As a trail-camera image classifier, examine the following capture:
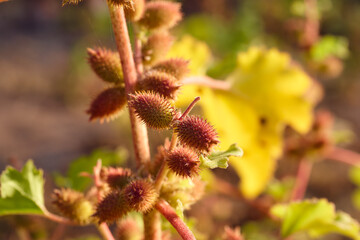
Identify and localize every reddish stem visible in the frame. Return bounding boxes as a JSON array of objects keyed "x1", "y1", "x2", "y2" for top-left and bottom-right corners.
[
  {"x1": 326, "y1": 146, "x2": 360, "y2": 166},
  {"x1": 109, "y1": 4, "x2": 151, "y2": 168},
  {"x1": 182, "y1": 76, "x2": 231, "y2": 91},
  {"x1": 178, "y1": 97, "x2": 200, "y2": 121},
  {"x1": 291, "y1": 159, "x2": 313, "y2": 200},
  {"x1": 93, "y1": 160, "x2": 116, "y2": 240},
  {"x1": 155, "y1": 199, "x2": 196, "y2": 240},
  {"x1": 302, "y1": 0, "x2": 319, "y2": 47}
]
